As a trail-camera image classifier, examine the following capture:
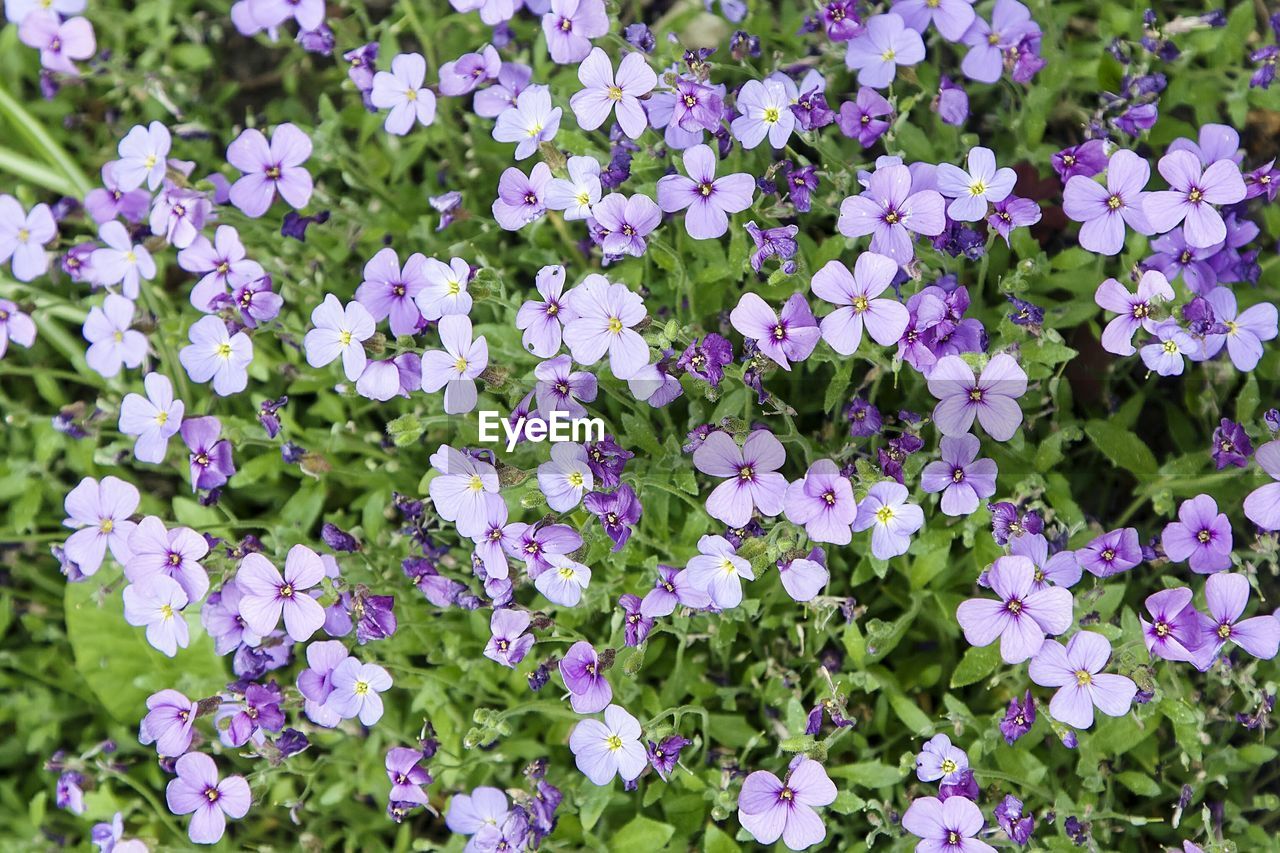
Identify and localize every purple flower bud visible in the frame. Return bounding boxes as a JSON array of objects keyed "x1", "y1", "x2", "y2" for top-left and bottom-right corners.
[
  {"x1": 321, "y1": 522, "x2": 361, "y2": 553},
  {"x1": 623, "y1": 22, "x2": 655, "y2": 52},
  {"x1": 276, "y1": 728, "x2": 310, "y2": 757},
  {"x1": 281, "y1": 210, "x2": 330, "y2": 242}
]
